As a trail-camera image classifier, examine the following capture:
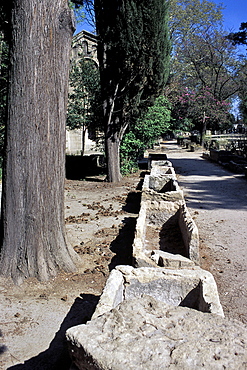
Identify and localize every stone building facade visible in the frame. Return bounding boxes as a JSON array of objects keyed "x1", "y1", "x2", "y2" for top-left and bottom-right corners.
[
  {"x1": 66, "y1": 30, "x2": 100, "y2": 155},
  {"x1": 71, "y1": 30, "x2": 98, "y2": 66}
]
